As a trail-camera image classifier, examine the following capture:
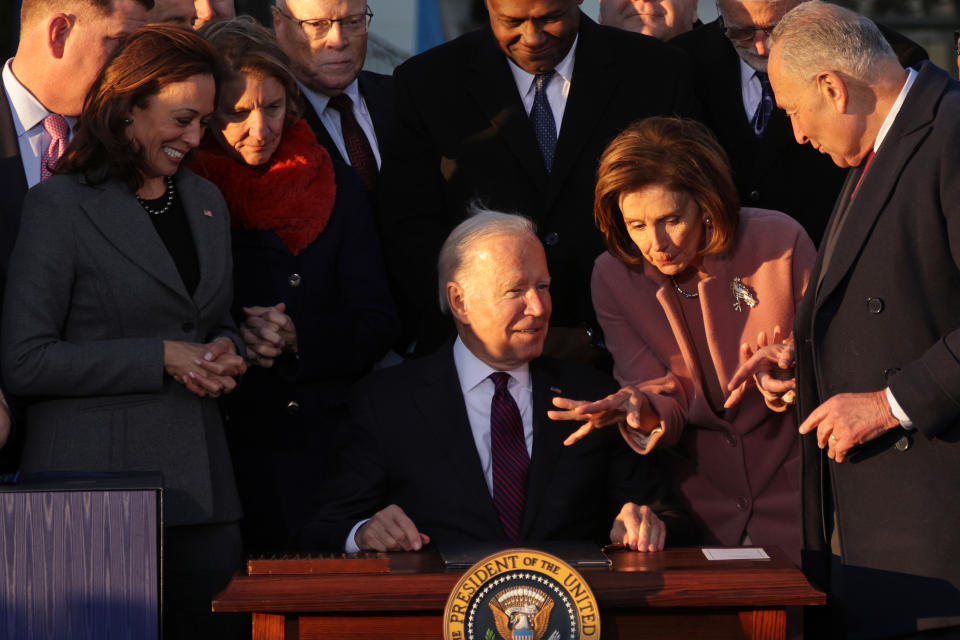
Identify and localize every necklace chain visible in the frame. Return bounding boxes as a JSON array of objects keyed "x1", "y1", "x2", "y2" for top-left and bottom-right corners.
[
  {"x1": 135, "y1": 176, "x2": 175, "y2": 216},
  {"x1": 670, "y1": 276, "x2": 699, "y2": 299}
]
